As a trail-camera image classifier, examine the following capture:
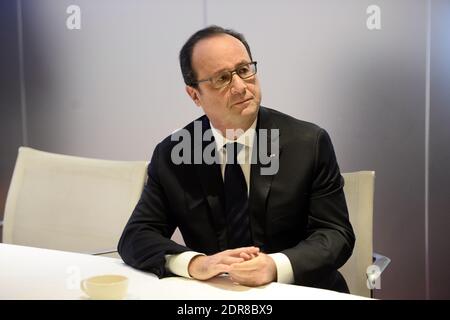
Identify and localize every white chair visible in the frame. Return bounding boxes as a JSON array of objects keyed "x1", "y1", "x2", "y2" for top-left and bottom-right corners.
[
  {"x1": 2, "y1": 147, "x2": 147, "y2": 257},
  {"x1": 339, "y1": 171, "x2": 390, "y2": 298}
]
